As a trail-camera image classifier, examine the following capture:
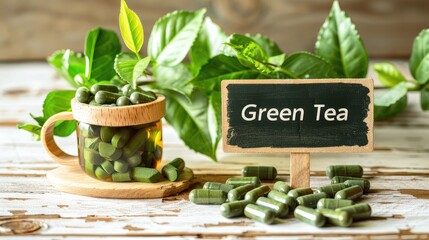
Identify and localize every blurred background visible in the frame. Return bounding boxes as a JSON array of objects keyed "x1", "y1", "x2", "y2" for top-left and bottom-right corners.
[{"x1": 1, "y1": 0, "x2": 428, "y2": 61}]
